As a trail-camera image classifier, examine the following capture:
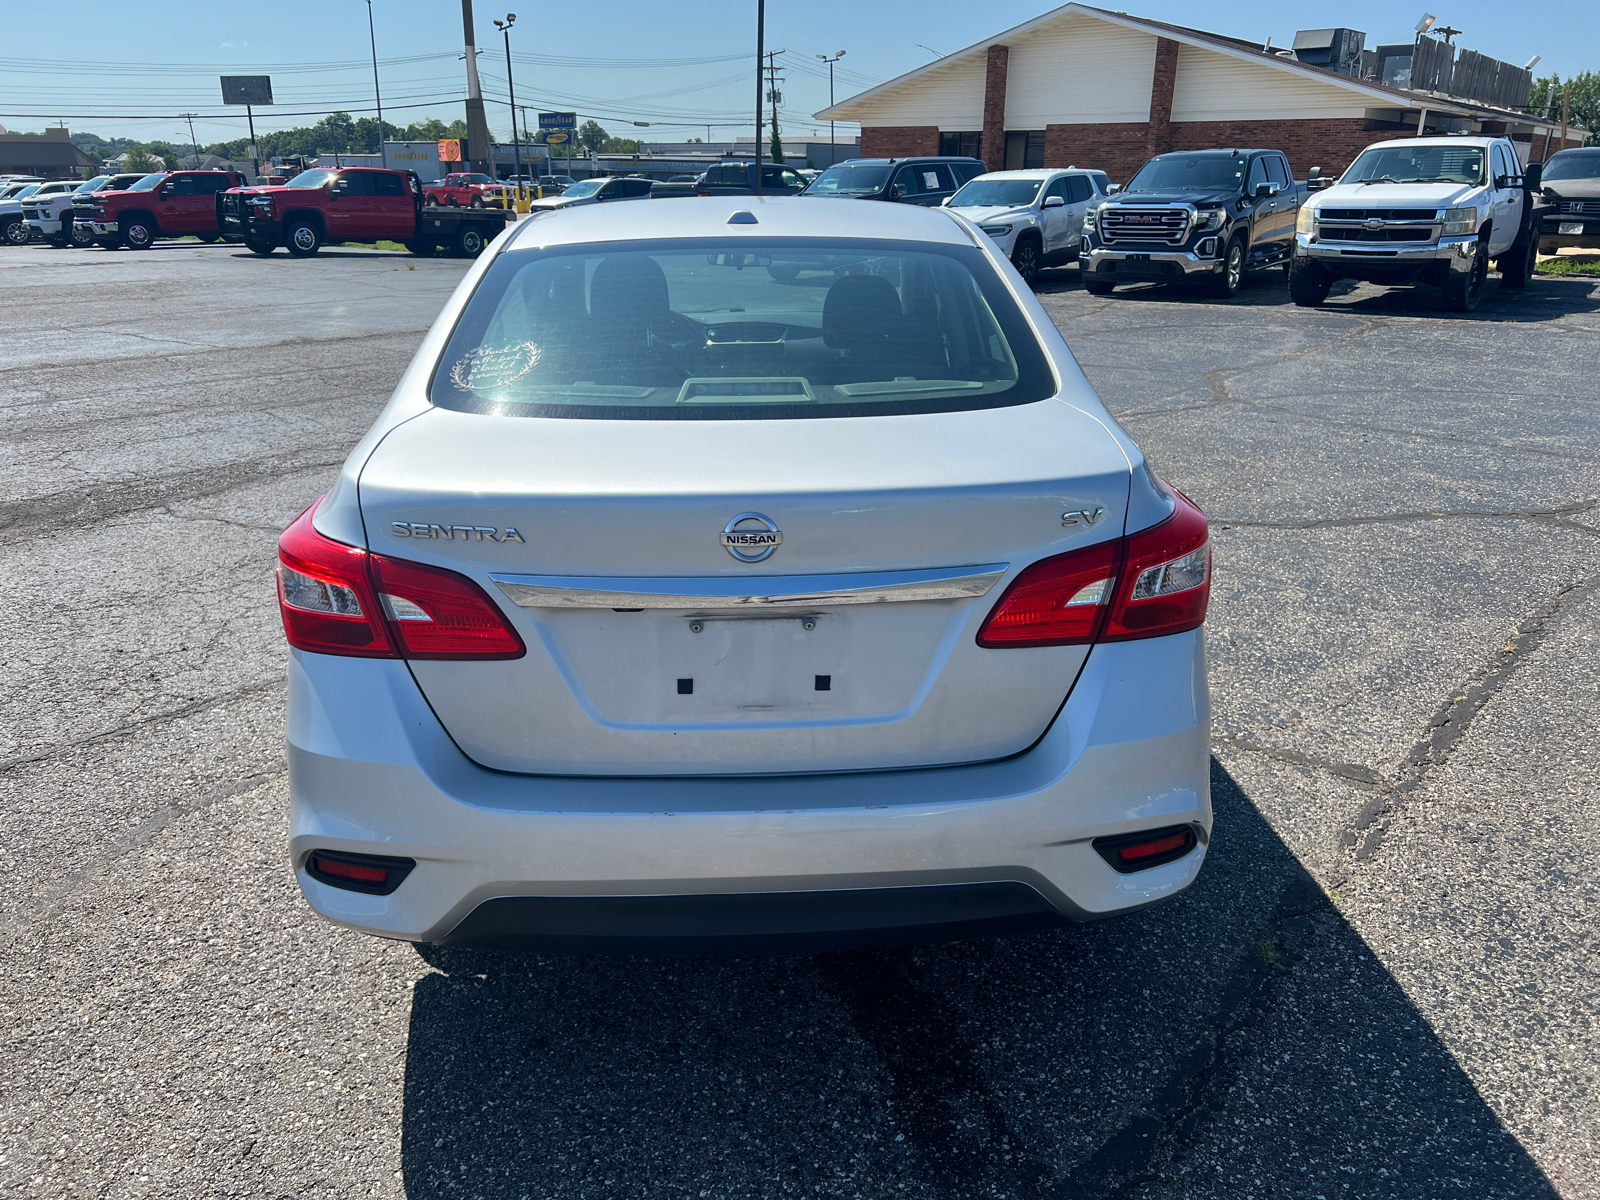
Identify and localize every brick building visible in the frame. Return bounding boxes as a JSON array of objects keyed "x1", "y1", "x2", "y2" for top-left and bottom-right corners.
[{"x1": 817, "y1": 4, "x2": 1585, "y2": 180}]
